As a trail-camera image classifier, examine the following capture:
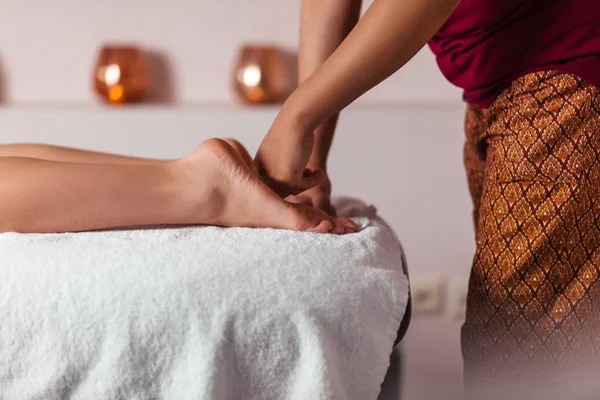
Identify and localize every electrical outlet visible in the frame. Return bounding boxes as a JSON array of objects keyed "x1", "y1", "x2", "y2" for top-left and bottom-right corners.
[
  {"x1": 449, "y1": 279, "x2": 469, "y2": 319},
  {"x1": 410, "y1": 276, "x2": 444, "y2": 316}
]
